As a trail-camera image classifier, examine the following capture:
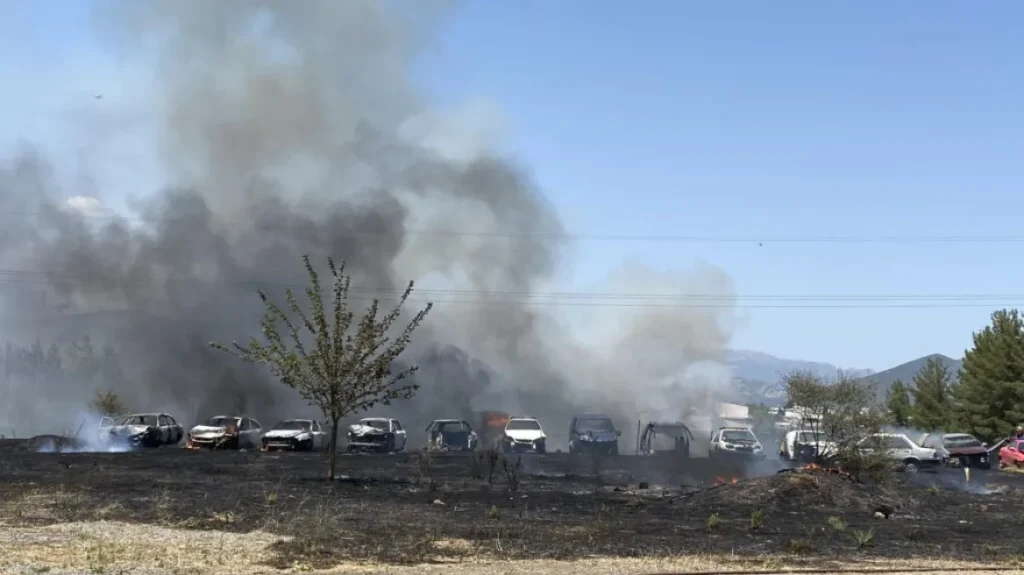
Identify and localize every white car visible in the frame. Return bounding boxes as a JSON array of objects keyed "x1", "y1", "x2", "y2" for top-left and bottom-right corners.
[
  {"x1": 502, "y1": 417, "x2": 547, "y2": 453},
  {"x1": 187, "y1": 415, "x2": 262, "y2": 450},
  {"x1": 709, "y1": 426, "x2": 765, "y2": 460},
  {"x1": 858, "y1": 432, "x2": 944, "y2": 473},
  {"x1": 261, "y1": 419, "x2": 325, "y2": 452},
  {"x1": 347, "y1": 418, "x2": 407, "y2": 452},
  {"x1": 779, "y1": 429, "x2": 836, "y2": 461}
]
